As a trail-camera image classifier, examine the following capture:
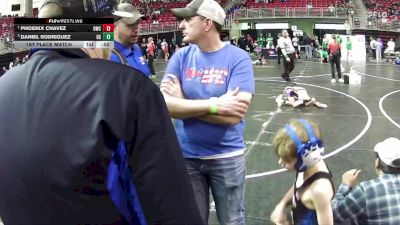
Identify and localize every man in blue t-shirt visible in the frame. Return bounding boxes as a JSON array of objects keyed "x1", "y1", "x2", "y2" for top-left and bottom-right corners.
[
  {"x1": 160, "y1": 0, "x2": 255, "y2": 224},
  {"x1": 111, "y1": 3, "x2": 153, "y2": 78}
]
